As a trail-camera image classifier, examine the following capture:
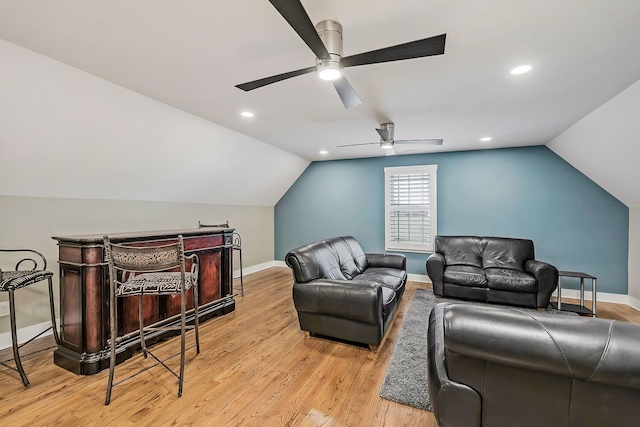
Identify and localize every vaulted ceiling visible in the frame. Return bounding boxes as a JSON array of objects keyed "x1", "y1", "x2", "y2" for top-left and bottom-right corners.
[{"x1": 2, "y1": 0, "x2": 639, "y2": 161}]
